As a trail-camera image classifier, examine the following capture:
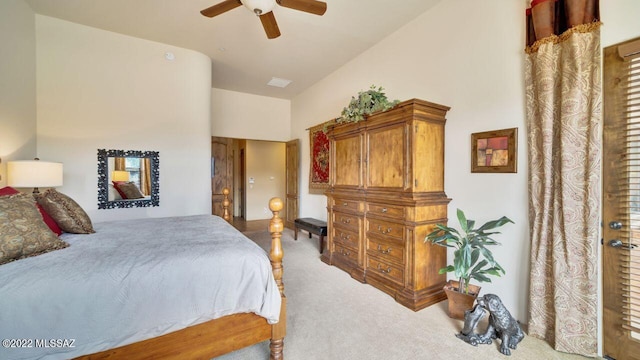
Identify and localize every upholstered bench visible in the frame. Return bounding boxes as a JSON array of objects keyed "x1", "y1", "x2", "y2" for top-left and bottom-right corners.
[{"x1": 294, "y1": 218, "x2": 328, "y2": 254}]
